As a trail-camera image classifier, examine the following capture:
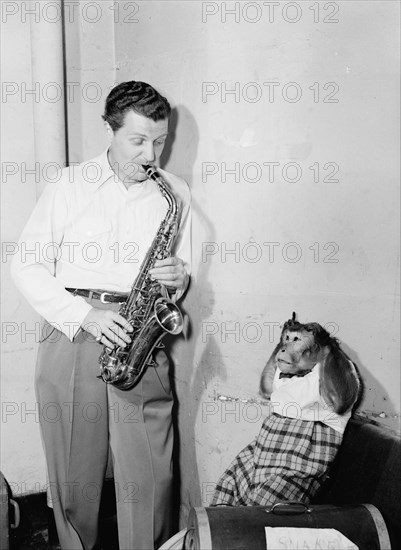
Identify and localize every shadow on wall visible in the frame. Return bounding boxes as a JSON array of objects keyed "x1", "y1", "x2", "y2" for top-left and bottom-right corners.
[
  {"x1": 159, "y1": 107, "x2": 177, "y2": 169},
  {"x1": 163, "y1": 107, "x2": 398, "y2": 531},
  {"x1": 162, "y1": 105, "x2": 228, "y2": 526},
  {"x1": 341, "y1": 343, "x2": 398, "y2": 429}
]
